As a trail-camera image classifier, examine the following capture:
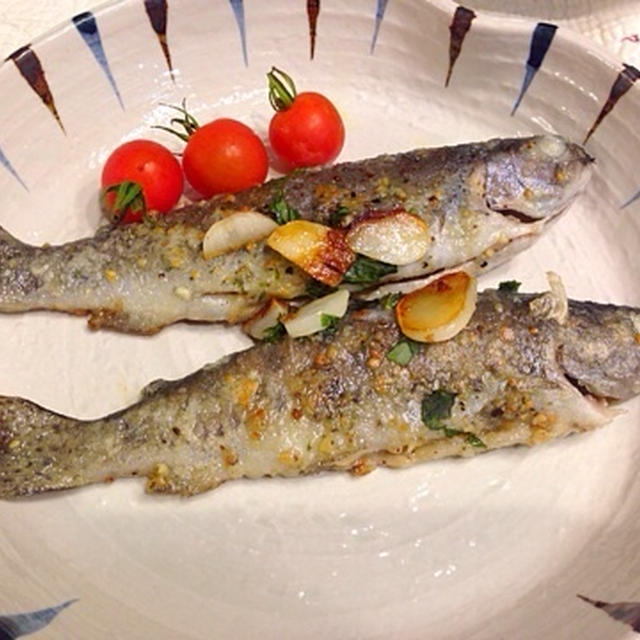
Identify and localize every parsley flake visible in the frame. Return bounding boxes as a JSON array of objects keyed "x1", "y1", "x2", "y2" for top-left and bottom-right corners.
[
  {"x1": 421, "y1": 390, "x2": 456, "y2": 430},
  {"x1": 386, "y1": 339, "x2": 420, "y2": 366},
  {"x1": 319, "y1": 313, "x2": 340, "y2": 335},
  {"x1": 343, "y1": 256, "x2": 397, "y2": 285},
  {"x1": 498, "y1": 280, "x2": 521, "y2": 293},
  {"x1": 262, "y1": 322, "x2": 286, "y2": 343},
  {"x1": 380, "y1": 292, "x2": 401, "y2": 310},
  {"x1": 329, "y1": 205, "x2": 350, "y2": 227},
  {"x1": 269, "y1": 192, "x2": 301, "y2": 225},
  {"x1": 465, "y1": 433, "x2": 486, "y2": 448}
]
